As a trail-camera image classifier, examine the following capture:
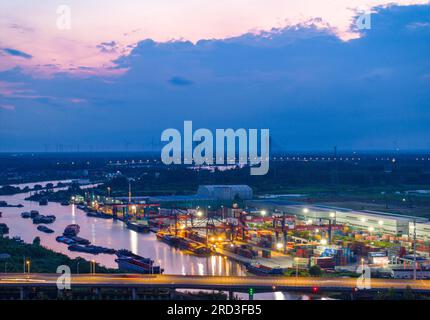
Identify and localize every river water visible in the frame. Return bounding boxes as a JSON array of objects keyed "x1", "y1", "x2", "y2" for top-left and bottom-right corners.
[{"x1": 0, "y1": 180, "x2": 319, "y2": 300}]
